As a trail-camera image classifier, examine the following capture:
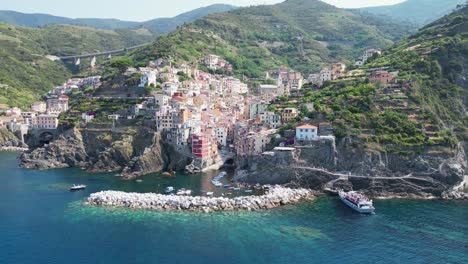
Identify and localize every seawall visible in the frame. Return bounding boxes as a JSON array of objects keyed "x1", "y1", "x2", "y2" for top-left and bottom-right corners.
[{"x1": 86, "y1": 186, "x2": 315, "y2": 212}]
